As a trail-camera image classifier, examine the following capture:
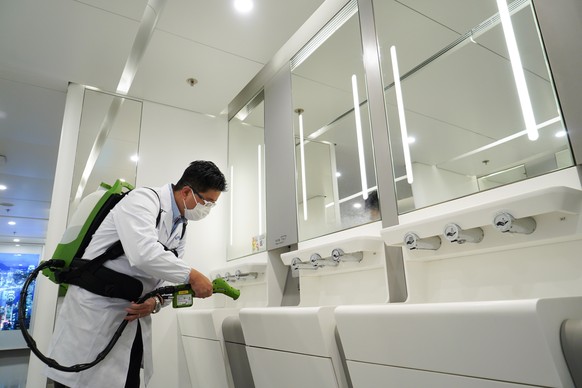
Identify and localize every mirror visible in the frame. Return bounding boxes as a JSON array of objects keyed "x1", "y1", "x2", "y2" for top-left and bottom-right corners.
[
  {"x1": 291, "y1": 0, "x2": 380, "y2": 242},
  {"x1": 372, "y1": 0, "x2": 574, "y2": 212},
  {"x1": 227, "y1": 92, "x2": 266, "y2": 260},
  {"x1": 69, "y1": 88, "x2": 142, "y2": 215}
]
